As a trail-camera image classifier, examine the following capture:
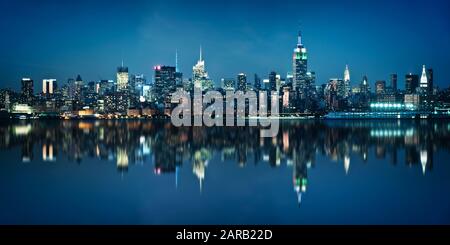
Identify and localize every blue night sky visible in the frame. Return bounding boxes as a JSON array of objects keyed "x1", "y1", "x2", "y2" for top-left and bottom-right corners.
[{"x1": 0, "y1": 0, "x2": 449, "y2": 90}]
